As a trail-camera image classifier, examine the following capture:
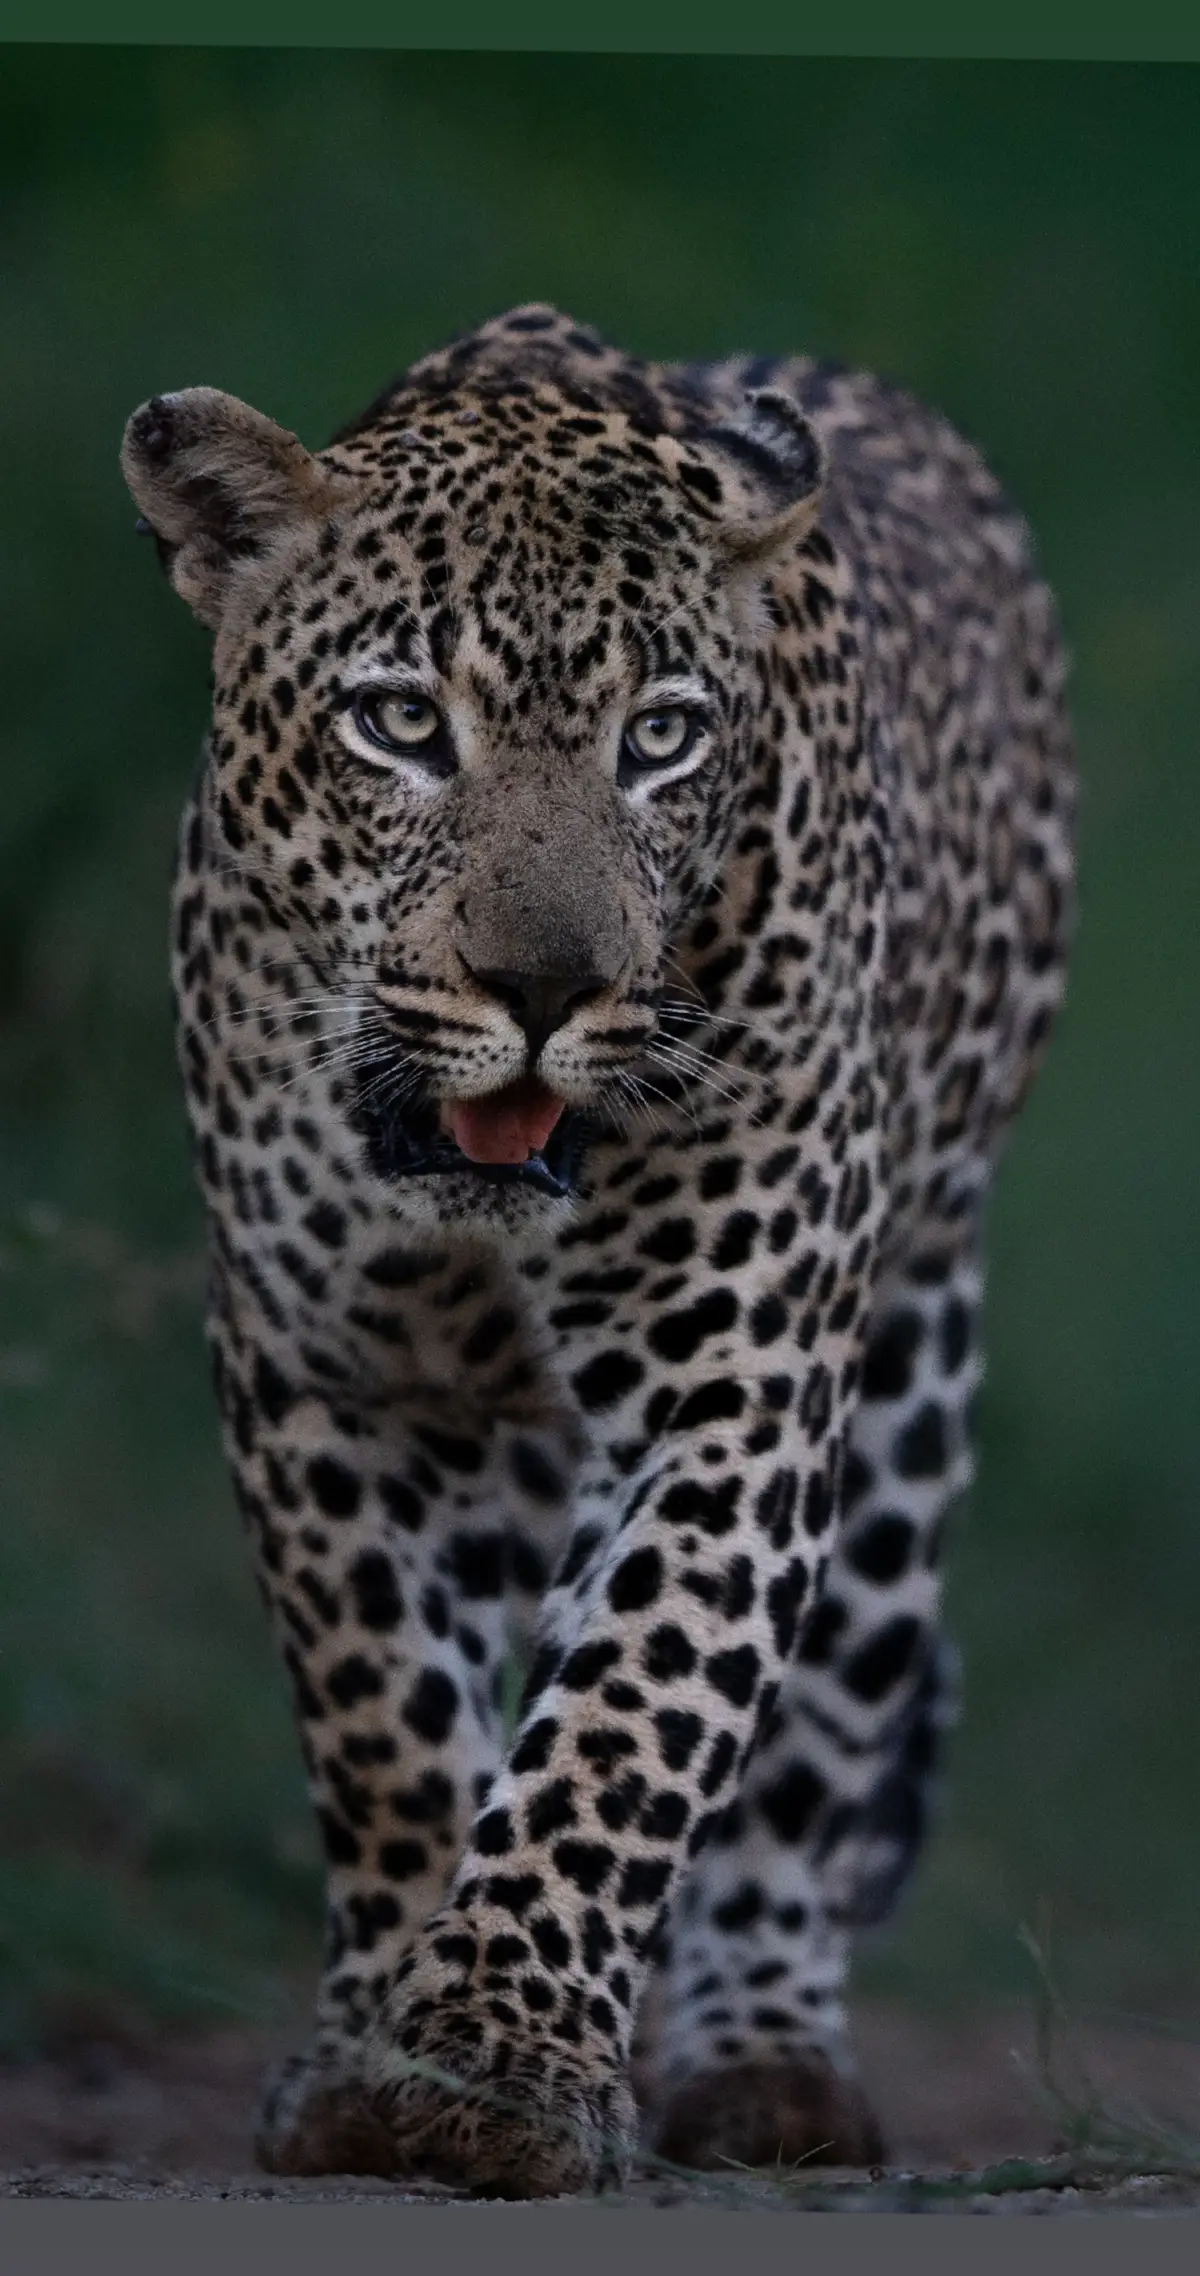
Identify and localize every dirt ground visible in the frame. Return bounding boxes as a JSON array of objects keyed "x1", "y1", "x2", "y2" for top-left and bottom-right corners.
[{"x1": 3, "y1": 2001, "x2": 1199, "y2": 2212}]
